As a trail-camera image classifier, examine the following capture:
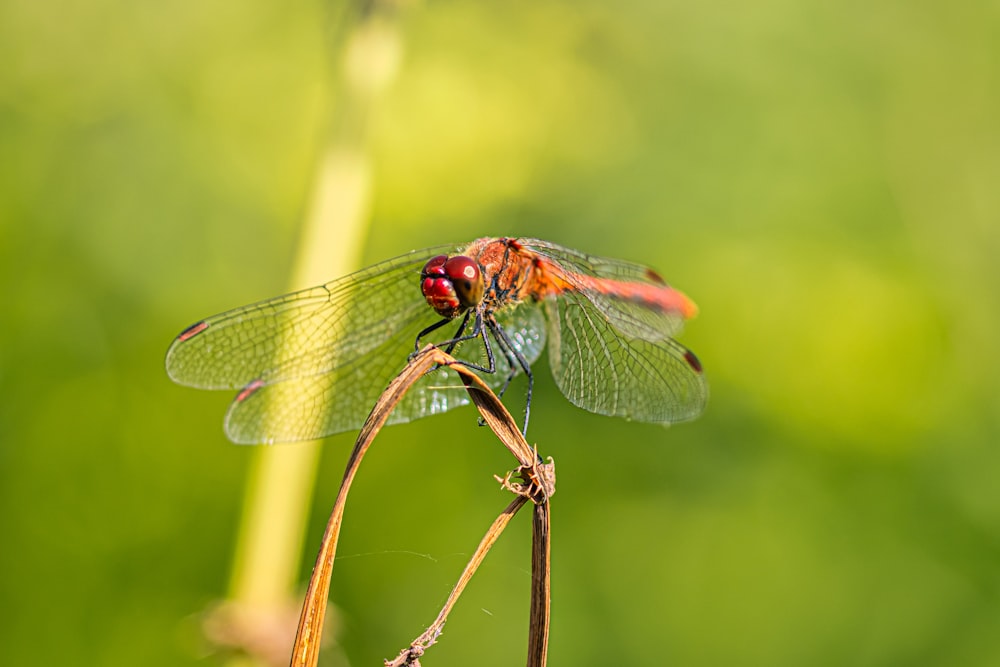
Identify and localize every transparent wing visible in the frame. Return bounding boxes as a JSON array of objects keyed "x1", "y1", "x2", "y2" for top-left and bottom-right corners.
[
  {"x1": 224, "y1": 300, "x2": 546, "y2": 444},
  {"x1": 518, "y1": 239, "x2": 707, "y2": 423},
  {"x1": 519, "y1": 238, "x2": 690, "y2": 343},
  {"x1": 521, "y1": 238, "x2": 671, "y2": 282},
  {"x1": 544, "y1": 293, "x2": 707, "y2": 424},
  {"x1": 166, "y1": 244, "x2": 547, "y2": 443},
  {"x1": 166, "y1": 246, "x2": 456, "y2": 389}
]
